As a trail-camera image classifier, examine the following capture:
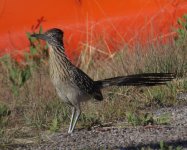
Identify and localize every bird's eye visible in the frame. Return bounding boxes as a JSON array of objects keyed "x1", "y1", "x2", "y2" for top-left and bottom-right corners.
[{"x1": 51, "y1": 34, "x2": 56, "y2": 38}]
